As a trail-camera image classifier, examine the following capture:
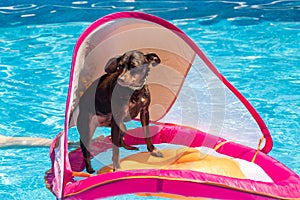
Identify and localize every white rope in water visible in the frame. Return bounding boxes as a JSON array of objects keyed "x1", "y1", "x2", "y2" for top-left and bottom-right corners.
[{"x1": 0, "y1": 134, "x2": 79, "y2": 148}]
